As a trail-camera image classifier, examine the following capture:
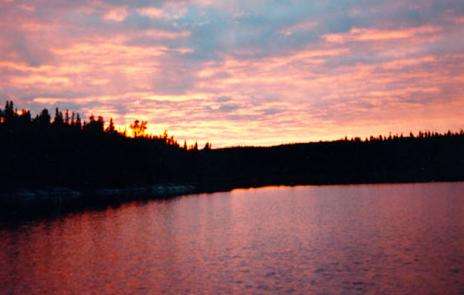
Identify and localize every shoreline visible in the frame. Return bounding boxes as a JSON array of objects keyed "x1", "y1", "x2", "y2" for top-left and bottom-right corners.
[
  {"x1": 0, "y1": 184, "x2": 198, "y2": 218},
  {"x1": 1, "y1": 178, "x2": 463, "y2": 220}
]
